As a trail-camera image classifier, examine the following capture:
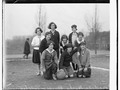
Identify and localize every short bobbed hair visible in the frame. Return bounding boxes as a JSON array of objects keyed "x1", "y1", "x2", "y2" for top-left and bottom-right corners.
[
  {"x1": 78, "y1": 32, "x2": 84, "y2": 37},
  {"x1": 71, "y1": 24, "x2": 77, "y2": 29},
  {"x1": 35, "y1": 27, "x2": 43, "y2": 33},
  {"x1": 48, "y1": 22, "x2": 57, "y2": 29},
  {"x1": 45, "y1": 32, "x2": 51, "y2": 37},
  {"x1": 61, "y1": 34, "x2": 68, "y2": 41},
  {"x1": 47, "y1": 40, "x2": 55, "y2": 46},
  {"x1": 80, "y1": 41, "x2": 86, "y2": 46}
]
